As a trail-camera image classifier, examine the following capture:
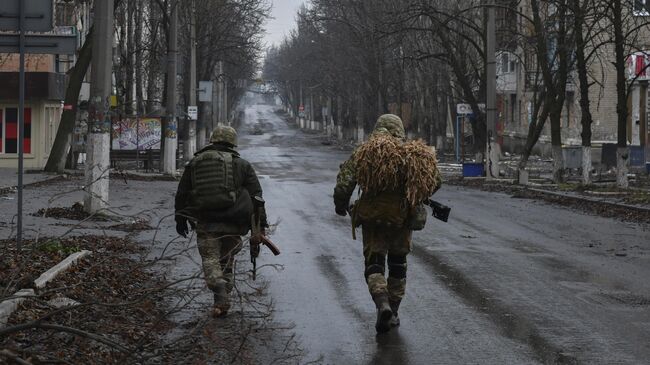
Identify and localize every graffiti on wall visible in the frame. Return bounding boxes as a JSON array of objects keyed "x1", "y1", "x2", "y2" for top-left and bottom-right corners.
[{"x1": 111, "y1": 118, "x2": 161, "y2": 150}]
